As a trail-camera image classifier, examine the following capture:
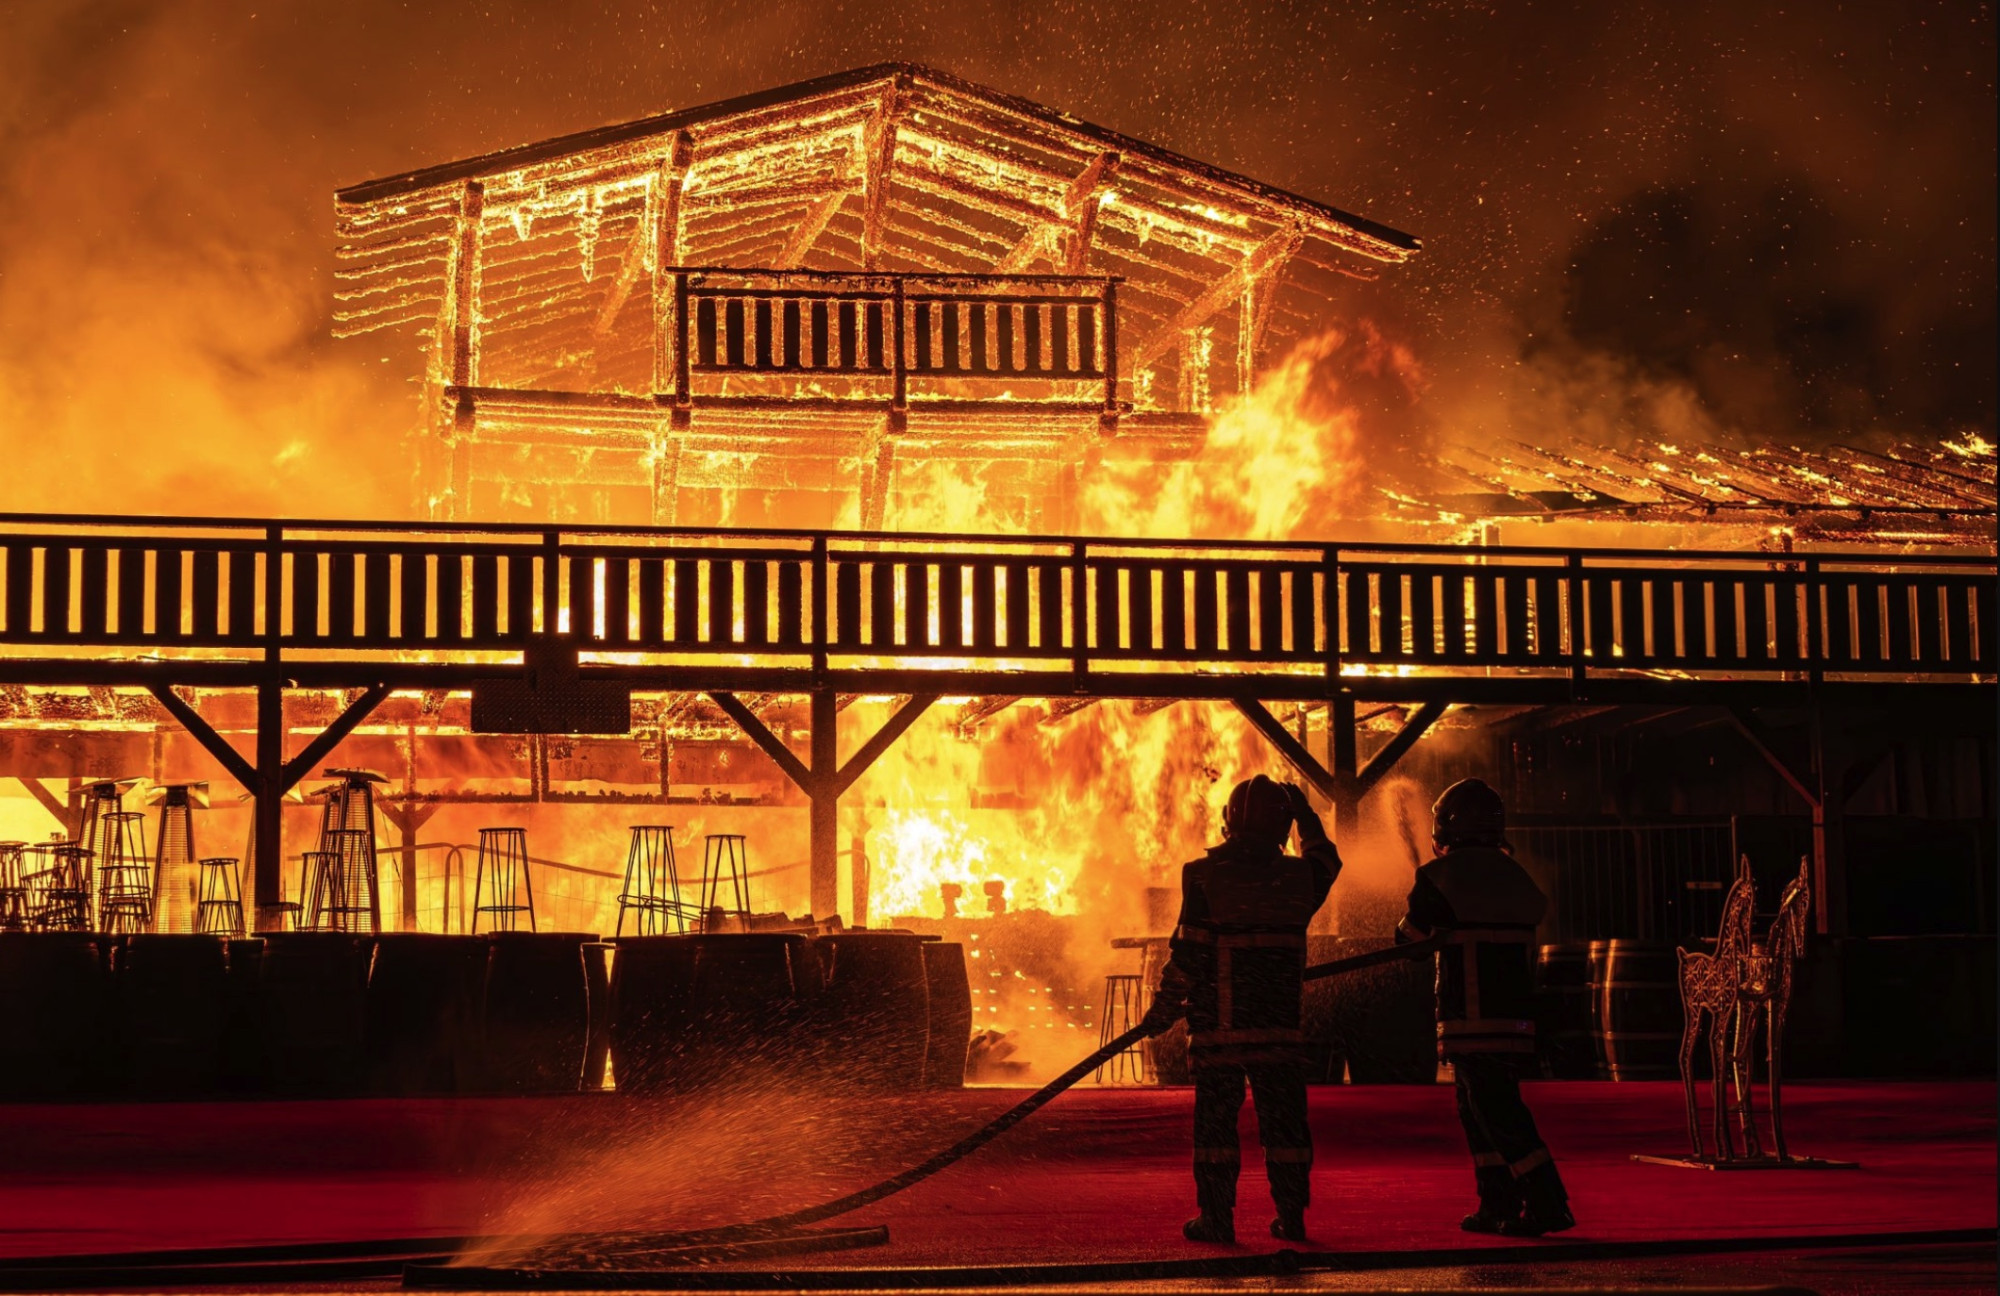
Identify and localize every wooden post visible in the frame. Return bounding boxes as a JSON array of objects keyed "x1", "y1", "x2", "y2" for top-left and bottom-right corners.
[
  {"x1": 253, "y1": 679, "x2": 285, "y2": 929},
  {"x1": 810, "y1": 687, "x2": 840, "y2": 920},
  {"x1": 1330, "y1": 690, "x2": 1359, "y2": 835},
  {"x1": 850, "y1": 833, "x2": 870, "y2": 928},
  {"x1": 650, "y1": 132, "x2": 694, "y2": 395},
  {"x1": 441, "y1": 180, "x2": 484, "y2": 522},
  {"x1": 1101, "y1": 279, "x2": 1119, "y2": 416}
]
